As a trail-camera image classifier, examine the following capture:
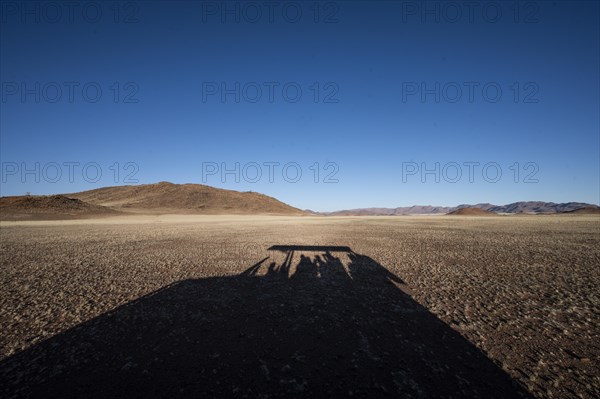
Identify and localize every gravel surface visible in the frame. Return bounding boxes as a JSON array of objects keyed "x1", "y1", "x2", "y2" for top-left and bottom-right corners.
[{"x1": 0, "y1": 215, "x2": 598, "y2": 398}]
